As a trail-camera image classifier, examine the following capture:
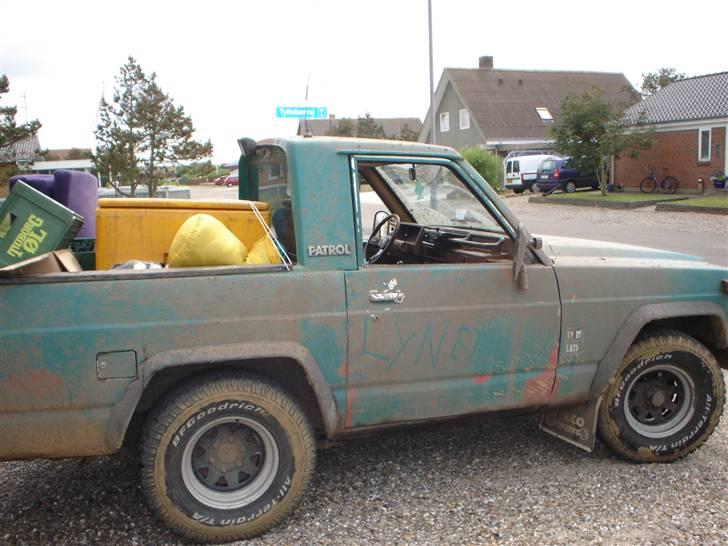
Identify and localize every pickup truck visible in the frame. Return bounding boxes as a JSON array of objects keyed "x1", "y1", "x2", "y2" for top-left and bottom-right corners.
[{"x1": 1, "y1": 137, "x2": 727, "y2": 543}]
